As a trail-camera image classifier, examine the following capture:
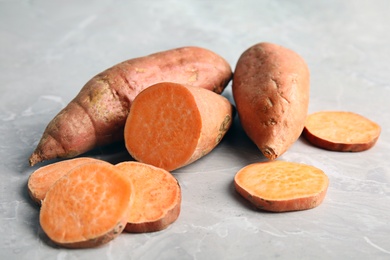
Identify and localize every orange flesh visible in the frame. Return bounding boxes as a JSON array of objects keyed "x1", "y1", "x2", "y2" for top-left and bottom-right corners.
[
  {"x1": 116, "y1": 161, "x2": 181, "y2": 232},
  {"x1": 27, "y1": 157, "x2": 107, "y2": 205},
  {"x1": 124, "y1": 83, "x2": 201, "y2": 171},
  {"x1": 40, "y1": 163, "x2": 132, "y2": 247},
  {"x1": 304, "y1": 111, "x2": 381, "y2": 145},
  {"x1": 234, "y1": 161, "x2": 328, "y2": 212}
]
